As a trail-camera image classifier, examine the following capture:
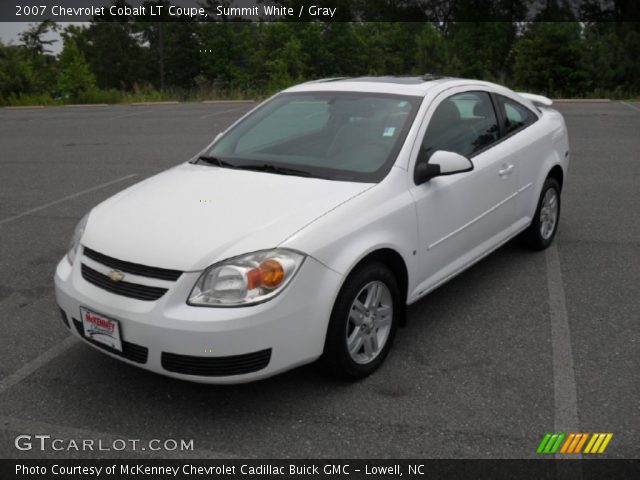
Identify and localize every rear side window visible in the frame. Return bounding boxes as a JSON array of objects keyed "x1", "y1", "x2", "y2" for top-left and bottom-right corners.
[
  {"x1": 497, "y1": 95, "x2": 537, "y2": 134},
  {"x1": 422, "y1": 91, "x2": 500, "y2": 159}
]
